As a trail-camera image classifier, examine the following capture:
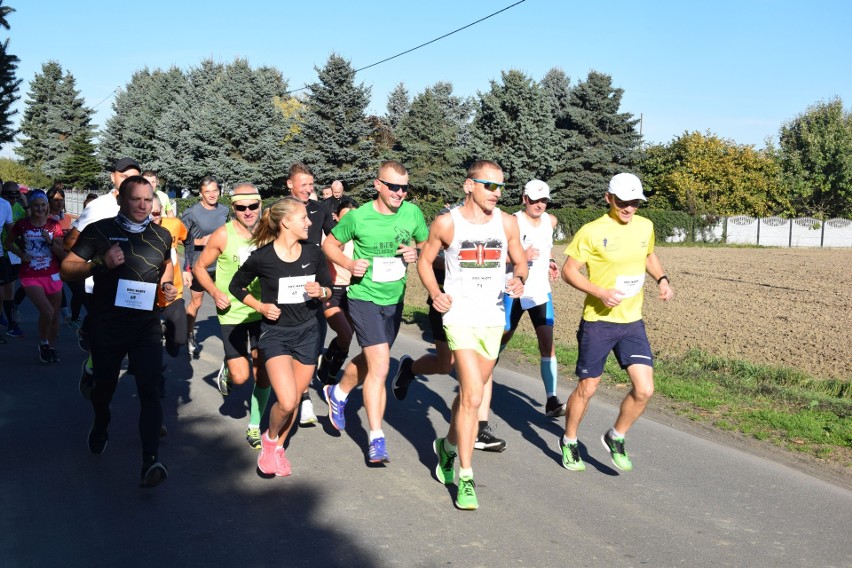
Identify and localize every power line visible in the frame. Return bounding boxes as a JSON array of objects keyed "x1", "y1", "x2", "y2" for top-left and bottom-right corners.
[
  {"x1": 91, "y1": 86, "x2": 120, "y2": 110},
  {"x1": 284, "y1": 0, "x2": 527, "y2": 95}
]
